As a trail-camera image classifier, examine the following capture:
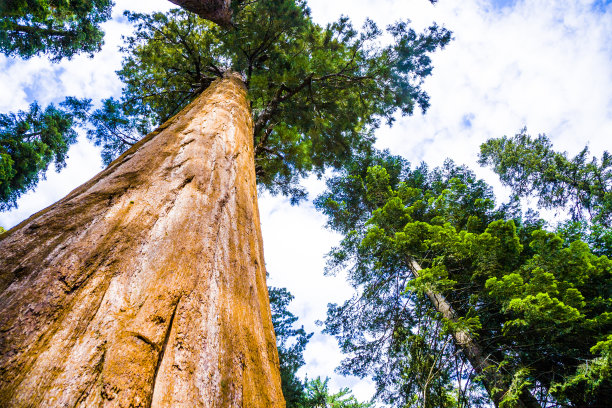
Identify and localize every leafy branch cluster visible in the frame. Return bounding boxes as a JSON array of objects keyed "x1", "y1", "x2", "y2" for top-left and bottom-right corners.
[
  {"x1": 0, "y1": 0, "x2": 113, "y2": 61},
  {"x1": 0, "y1": 97, "x2": 90, "y2": 210}
]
